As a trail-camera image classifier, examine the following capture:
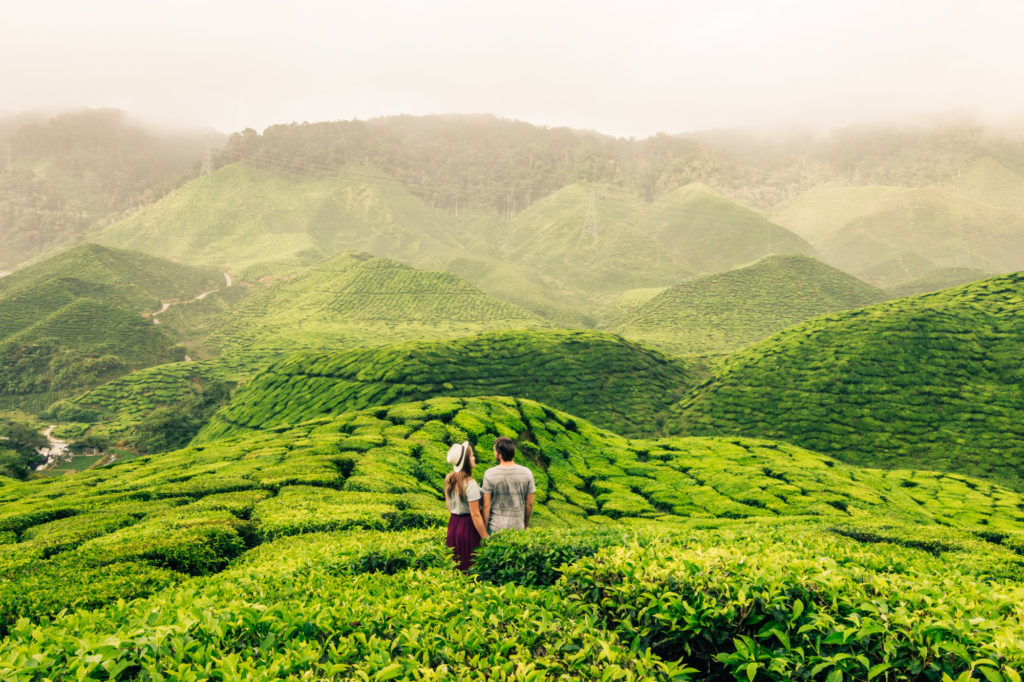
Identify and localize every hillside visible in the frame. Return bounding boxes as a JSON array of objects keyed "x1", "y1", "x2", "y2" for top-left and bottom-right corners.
[
  {"x1": 2, "y1": 397, "x2": 1024, "y2": 676},
  {"x1": 198, "y1": 330, "x2": 695, "y2": 442},
  {"x1": 207, "y1": 252, "x2": 547, "y2": 351},
  {"x1": 614, "y1": 255, "x2": 886, "y2": 356},
  {"x1": 95, "y1": 163, "x2": 462, "y2": 277},
  {"x1": 0, "y1": 109, "x2": 222, "y2": 271},
  {"x1": 0, "y1": 243, "x2": 223, "y2": 327},
  {"x1": 0, "y1": 245, "x2": 226, "y2": 408},
  {"x1": 486, "y1": 183, "x2": 689, "y2": 297},
  {"x1": 885, "y1": 267, "x2": 991, "y2": 298},
  {"x1": 636, "y1": 184, "x2": 815, "y2": 274},
  {"x1": 773, "y1": 158, "x2": 1024, "y2": 284},
  {"x1": 671, "y1": 271, "x2": 1024, "y2": 488}
]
